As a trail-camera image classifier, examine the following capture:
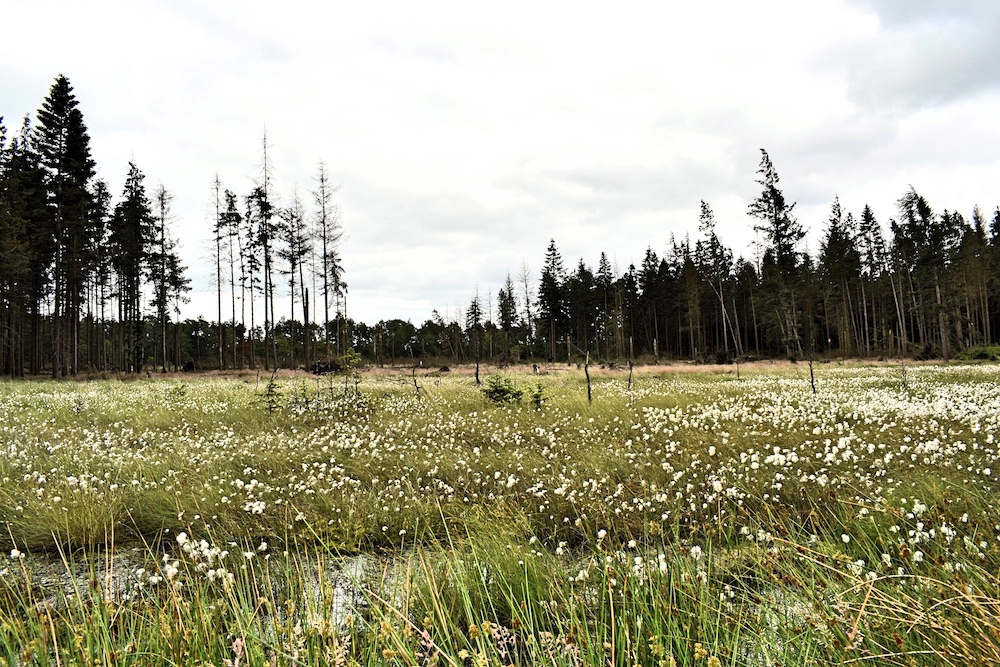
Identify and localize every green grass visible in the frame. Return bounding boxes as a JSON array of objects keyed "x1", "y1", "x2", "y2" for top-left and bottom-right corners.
[{"x1": 0, "y1": 364, "x2": 999, "y2": 664}]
